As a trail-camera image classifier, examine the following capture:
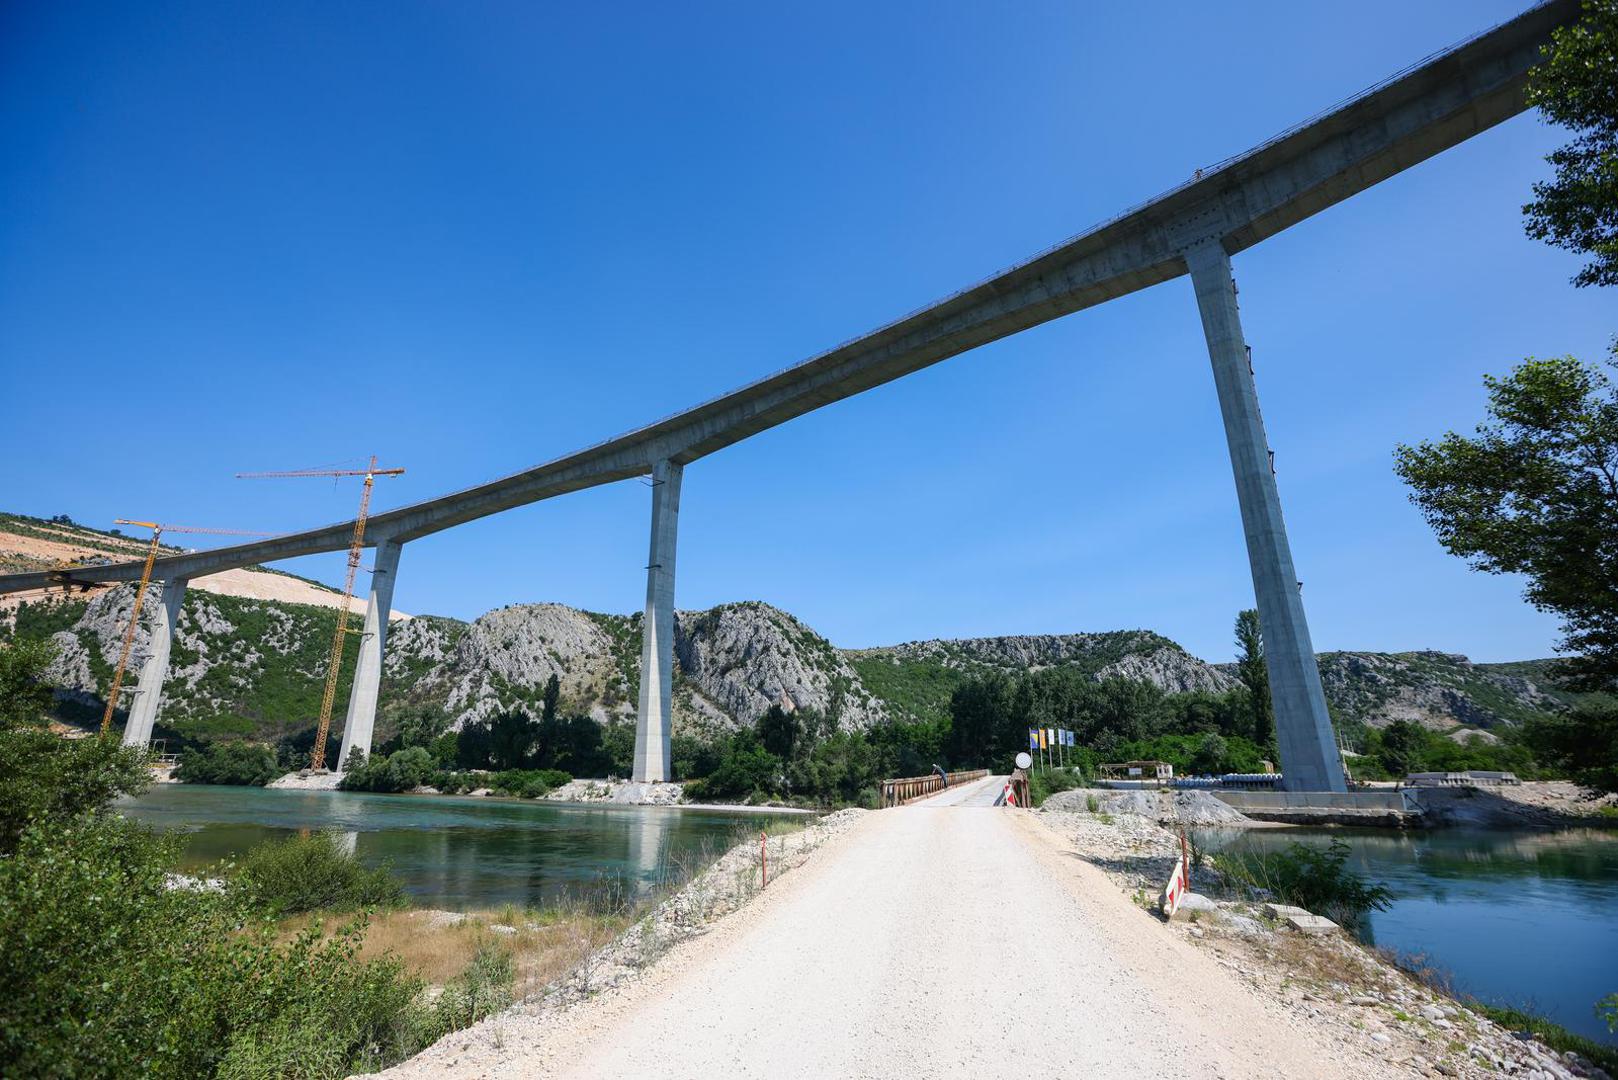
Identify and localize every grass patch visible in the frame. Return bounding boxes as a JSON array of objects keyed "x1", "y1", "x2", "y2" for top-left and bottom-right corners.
[{"x1": 1473, "y1": 1003, "x2": 1618, "y2": 1074}]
